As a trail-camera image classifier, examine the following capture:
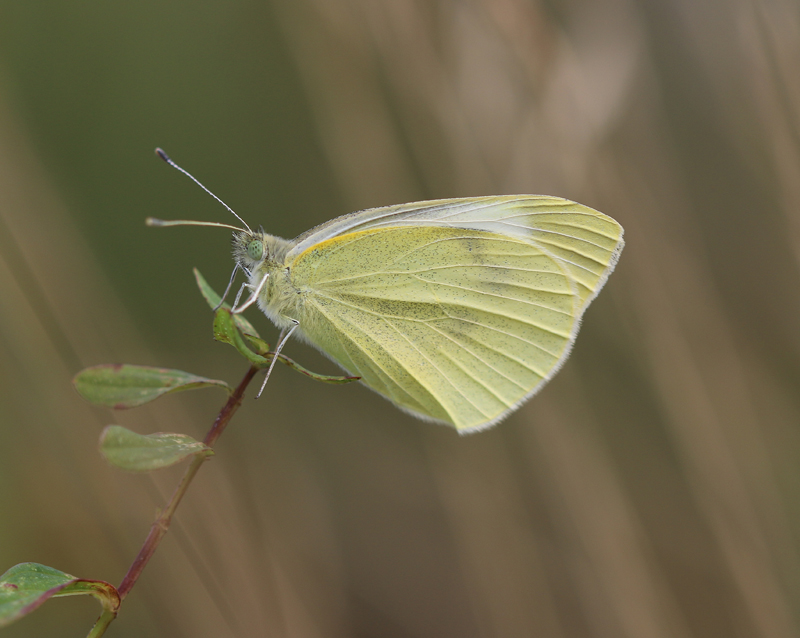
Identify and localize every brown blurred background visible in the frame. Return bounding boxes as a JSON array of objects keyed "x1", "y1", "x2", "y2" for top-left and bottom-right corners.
[{"x1": 2, "y1": 0, "x2": 800, "y2": 636}]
